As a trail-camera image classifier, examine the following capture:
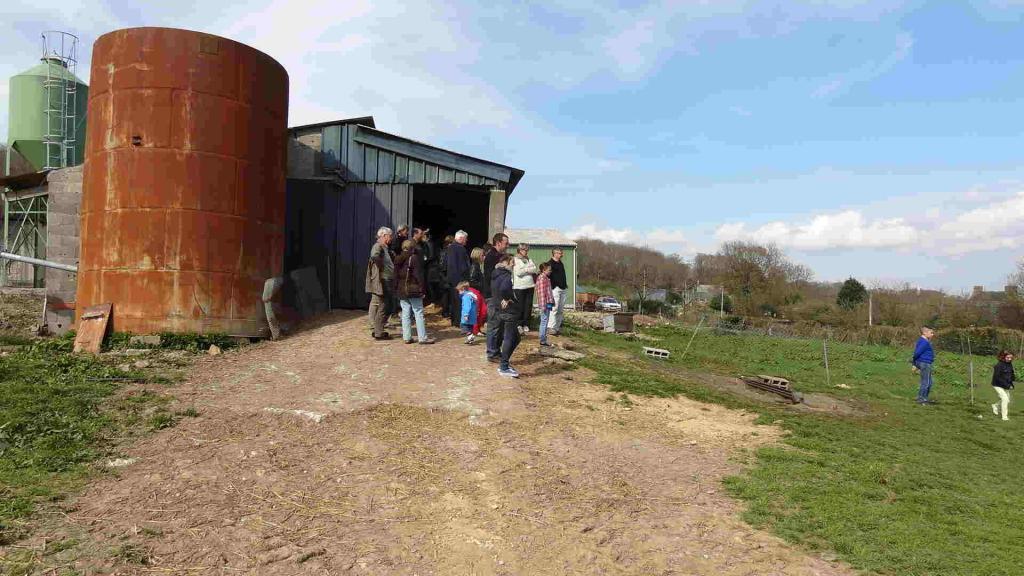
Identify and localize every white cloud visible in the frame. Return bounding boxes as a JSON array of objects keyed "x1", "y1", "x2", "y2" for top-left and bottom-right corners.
[
  {"x1": 566, "y1": 222, "x2": 697, "y2": 255},
  {"x1": 715, "y1": 210, "x2": 920, "y2": 250},
  {"x1": 712, "y1": 191, "x2": 1024, "y2": 256},
  {"x1": 936, "y1": 191, "x2": 1024, "y2": 255}
]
